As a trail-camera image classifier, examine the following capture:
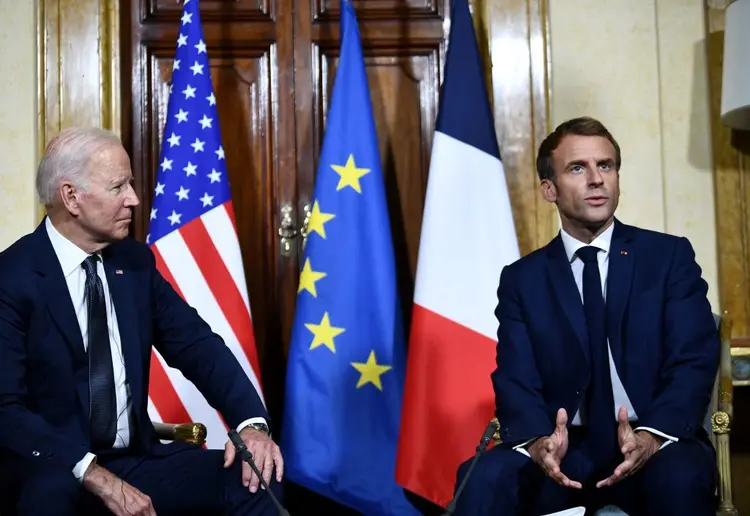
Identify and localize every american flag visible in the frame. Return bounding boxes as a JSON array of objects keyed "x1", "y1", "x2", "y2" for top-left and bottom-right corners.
[{"x1": 146, "y1": 0, "x2": 264, "y2": 449}]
